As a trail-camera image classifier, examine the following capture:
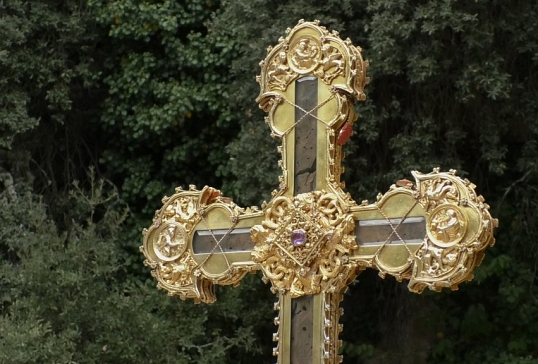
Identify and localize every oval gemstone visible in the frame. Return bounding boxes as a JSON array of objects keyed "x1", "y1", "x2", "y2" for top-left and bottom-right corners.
[
  {"x1": 337, "y1": 123, "x2": 353, "y2": 145},
  {"x1": 291, "y1": 229, "x2": 307, "y2": 246}
]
